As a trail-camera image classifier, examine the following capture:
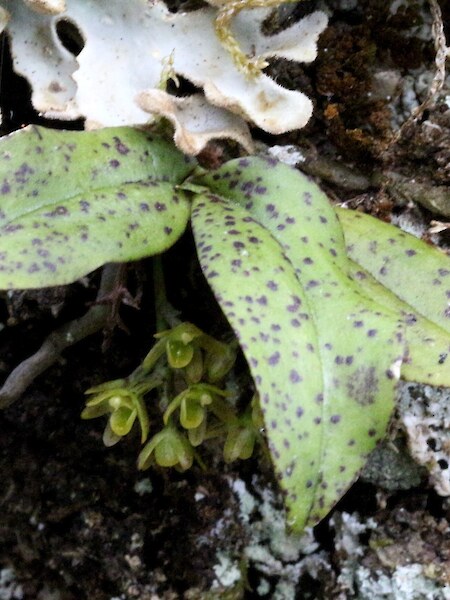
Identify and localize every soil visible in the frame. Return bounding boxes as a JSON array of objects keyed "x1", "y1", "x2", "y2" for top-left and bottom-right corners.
[{"x1": 1, "y1": 1, "x2": 450, "y2": 598}]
